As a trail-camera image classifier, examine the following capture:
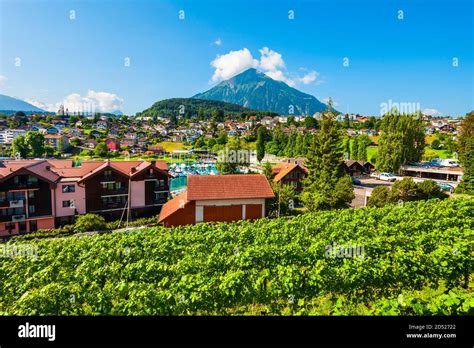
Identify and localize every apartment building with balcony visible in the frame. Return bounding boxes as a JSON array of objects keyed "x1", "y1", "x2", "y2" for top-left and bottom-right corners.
[{"x1": 0, "y1": 159, "x2": 170, "y2": 237}]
